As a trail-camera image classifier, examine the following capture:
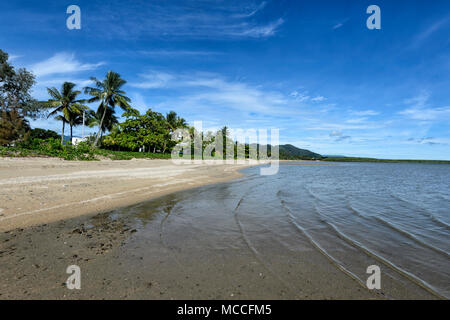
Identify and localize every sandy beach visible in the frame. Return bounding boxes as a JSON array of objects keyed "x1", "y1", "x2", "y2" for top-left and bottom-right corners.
[{"x1": 0, "y1": 158, "x2": 249, "y2": 232}]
